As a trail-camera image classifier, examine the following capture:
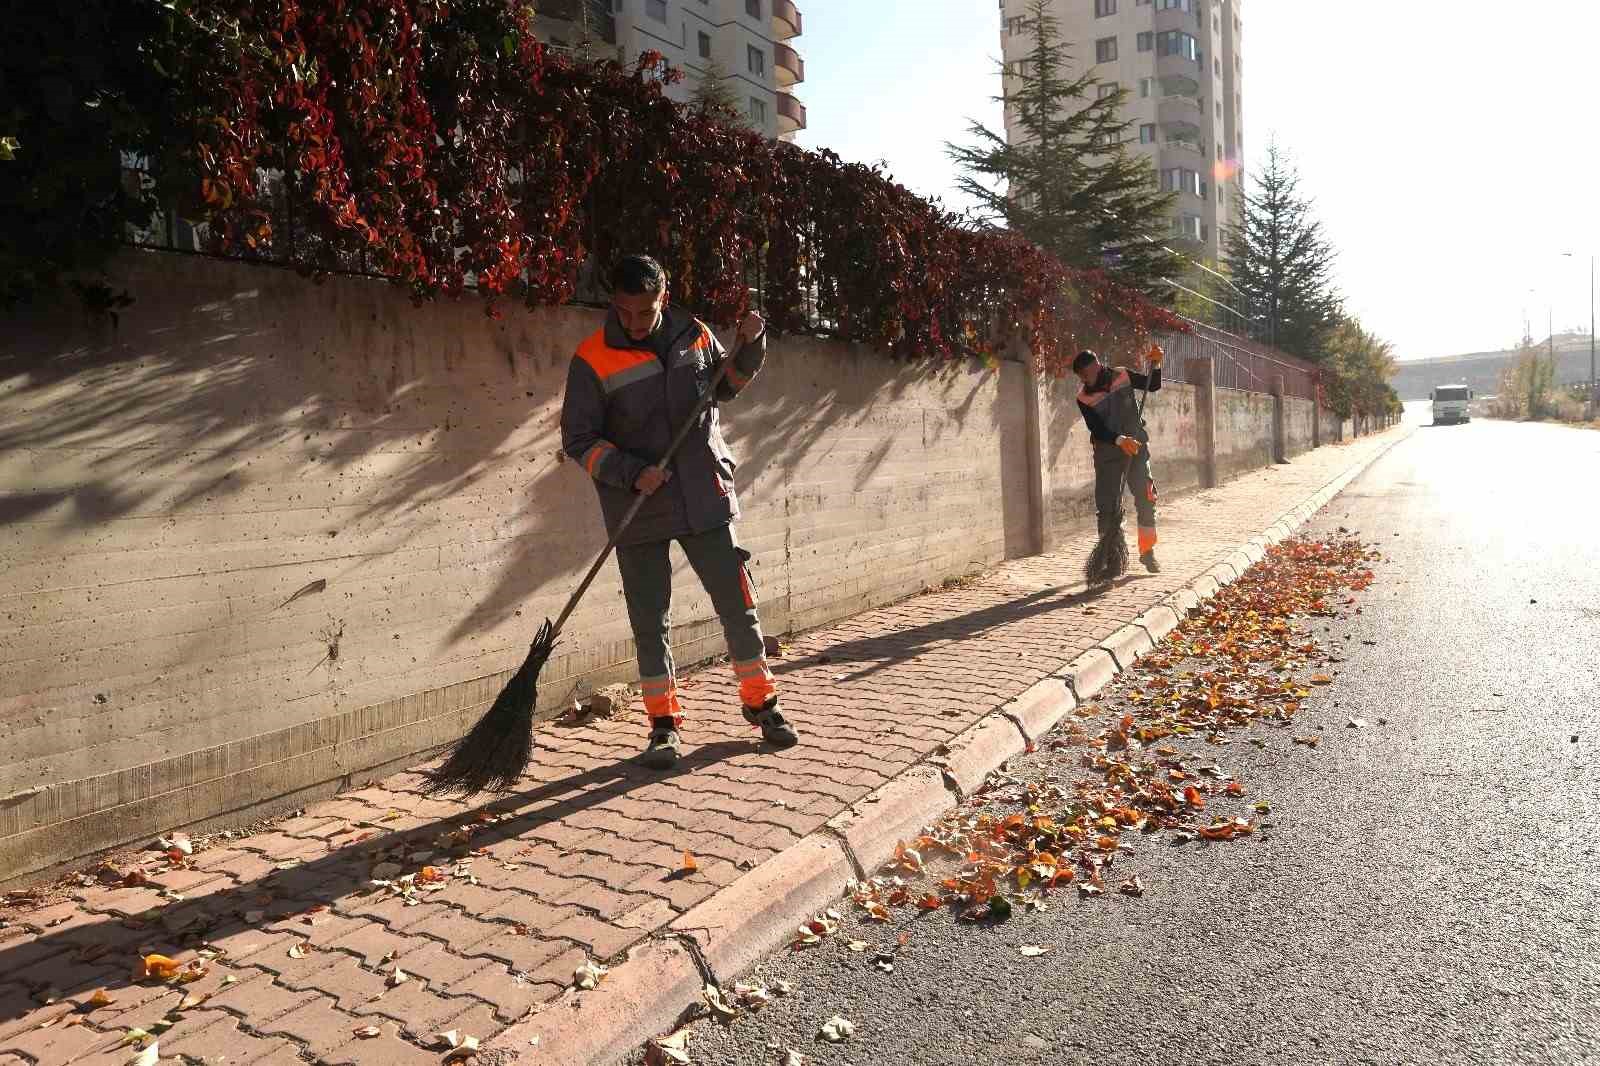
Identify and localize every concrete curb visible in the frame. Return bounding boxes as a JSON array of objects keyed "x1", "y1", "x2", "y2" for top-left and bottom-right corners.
[{"x1": 487, "y1": 428, "x2": 1412, "y2": 1066}]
